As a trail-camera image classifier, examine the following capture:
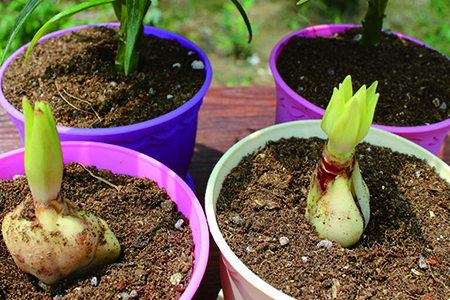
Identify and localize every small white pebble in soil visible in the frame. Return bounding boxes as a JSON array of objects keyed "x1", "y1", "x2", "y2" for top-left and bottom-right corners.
[
  {"x1": 440, "y1": 102, "x2": 447, "y2": 110},
  {"x1": 317, "y1": 240, "x2": 333, "y2": 249},
  {"x1": 301, "y1": 256, "x2": 308, "y2": 262},
  {"x1": 173, "y1": 63, "x2": 181, "y2": 68},
  {"x1": 429, "y1": 211, "x2": 435, "y2": 218},
  {"x1": 232, "y1": 216, "x2": 243, "y2": 224},
  {"x1": 149, "y1": 87, "x2": 155, "y2": 95},
  {"x1": 246, "y1": 246, "x2": 254, "y2": 252},
  {"x1": 418, "y1": 256, "x2": 429, "y2": 270},
  {"x1": 279, "y1": 236, "x2": 289, "y2": 246},
  {"x1": 110, "y1": 81, "x2": 118, "y2": 87},
  {"x1": 352, "y1": 34, "x2": 362, "y2": 42},
  {"x1": 411, "y1": 268, "x2": 422, "y2": 276},
  {"x1": 257, "y1": 153, "x2": 266, "y2": 159},
  {"x1": 175, "y1": 219, "x2": 184, "y2": 229},
  {"x1": 191, "y1": 60, "x2": 204, "y2": 70},
  {"x1": 129, "y1": 290, "x2": 138, "y2": 298},
  {"x1": 187, "y1": 50, "x2": 195, "y2": 55},
  {"x1": 167, "y1": 94, "x2": 174, "y2": 100},
  {"x1": 12, "y1": 174, "x2": 25, "y2": 180},
  {"x1": 90, "y1": 276, "x2": 98, "y2": 286},
  {"x1": 170, "y1": 272, "x2": 183, "y2": 285}
]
